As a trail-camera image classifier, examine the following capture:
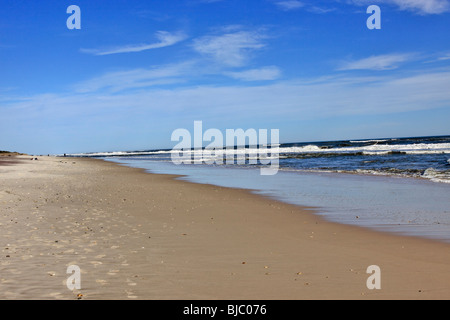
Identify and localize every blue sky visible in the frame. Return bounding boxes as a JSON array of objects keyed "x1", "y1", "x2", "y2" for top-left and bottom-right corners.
[{"x1": 1, "y1": 0, "x2": 449, "y2": 154}]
